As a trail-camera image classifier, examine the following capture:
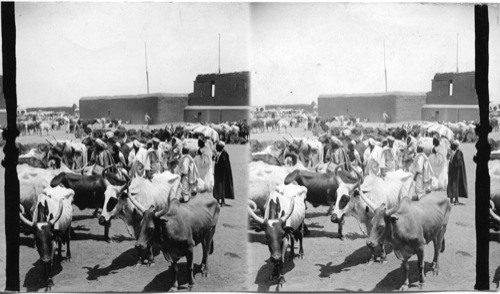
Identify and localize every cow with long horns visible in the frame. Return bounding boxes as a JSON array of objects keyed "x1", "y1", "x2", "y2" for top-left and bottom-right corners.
[
  {"x1": 248, "y1": 184, "x2": 307, "y2": 288},
  {"x1": 129, "y1": 192, "x2": 219, "y2": 291},
  {"x1": 19, "y1": 186, "x2": 74, "y2": 292},
  {"x1": 362, "y1": 190, "x2": 451, "y2": 290}
]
